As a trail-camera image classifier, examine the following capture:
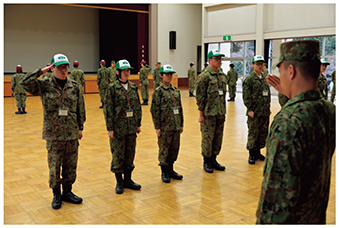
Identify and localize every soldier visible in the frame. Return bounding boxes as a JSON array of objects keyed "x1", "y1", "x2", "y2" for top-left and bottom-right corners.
[
  {"x1": 242, "y1": 55, "x2": 270, "y2": 165},
  {"x1": 318, "y1": 58, "x2": 329, "y2": 99},
  {"x1": 107, "y1": 60, "x2": 117, "y2": 82},
  {"x1": 69, "y1": 61, "x2": 85, "y2": 92},
  {"x1": 226, "y1": 63, "x2": 238, "y2": 101},
  {"x1": 150, "y1": 64, "x2": 184, "y2": 183},
  {"x1": 278, "y1": 92, "x2": 289, "y2": 108},
  {"x1": 196, "y1": 62, "x2": 209, "y2": 85},
  {"x1": 188, "y1": 62, "x2": 196, "y2": 97},
  {"x1": 139, "y1": 60, "x2": 152, "y2": 105},
  {"x1": 262, "y1": 63, "x2": 269, "y2": 78},
  {"x1": 97, "y1": 59, "x2": 108, "y2": 108},
  {"x1": 196, "y1": 49, "x2": 227, "y2": 173},
  {"x1": 153, "y1": 62, "x2": 162, "y2": 89},
  {"x1": 330, "y1": 70, "x2": 336, "y2": 103},
  {"x1": 20, "y1": 53, "x2": 86, "y2": 210},
  {"x1": 104, "y1": 59, "x2": 142, "y2": 194},
  {"x1": 42, "y1": 63, "x2": 54, "y2": 79},
  {"x1": 257, "y1": 40, "x2": 335, "y2": 224},
  {"x1": 11, "y1": 65, "x2": 27, "y2": 114}
]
